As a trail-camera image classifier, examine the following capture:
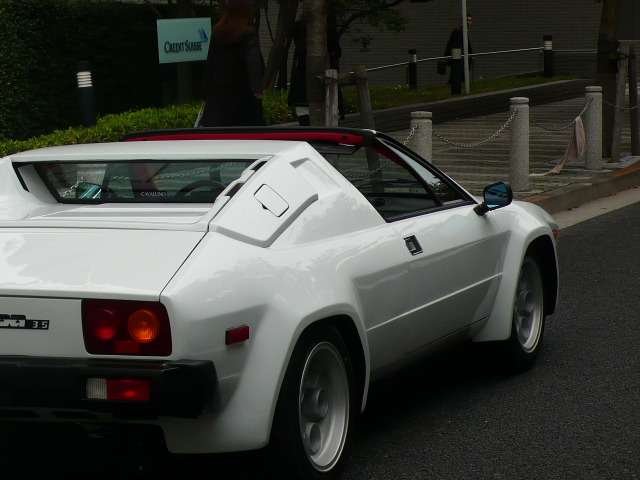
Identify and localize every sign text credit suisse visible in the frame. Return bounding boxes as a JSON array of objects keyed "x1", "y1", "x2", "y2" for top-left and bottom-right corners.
[{"x1": 164, "y1": 39, "x2": 204, "y2": 54}]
